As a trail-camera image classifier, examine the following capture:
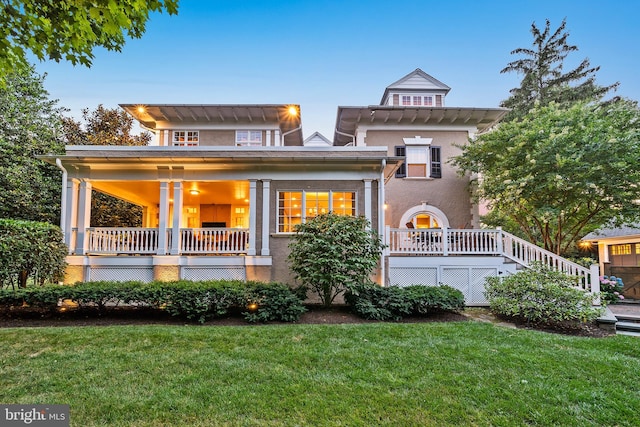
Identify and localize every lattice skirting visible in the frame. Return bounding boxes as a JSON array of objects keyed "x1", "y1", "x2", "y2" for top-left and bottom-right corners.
[
  {"x1": 89, "y1": 267, "x2": 154, "y2": 282},
  {"x1": 389, "y1": 266, "x2": 498, "y2": 305},
  {"x1": 181, "y1": 267, "x2": 246, "y2": 281}
]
